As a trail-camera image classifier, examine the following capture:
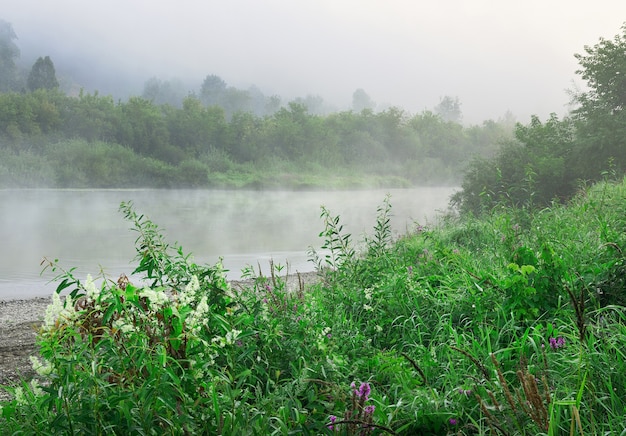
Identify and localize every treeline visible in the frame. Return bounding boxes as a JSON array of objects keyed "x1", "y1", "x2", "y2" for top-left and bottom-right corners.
[
  {"x1": 453, "y1": 24, "x2": 626, "y2": 215},
  {"x1": 0, "y1": 17, "x2": 519, "y2": 189},
  {"x1": 0, "y1": 88, "x2": 513, "y2": 188}
]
